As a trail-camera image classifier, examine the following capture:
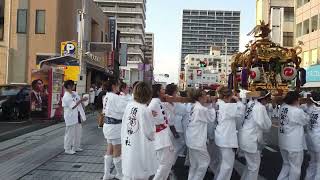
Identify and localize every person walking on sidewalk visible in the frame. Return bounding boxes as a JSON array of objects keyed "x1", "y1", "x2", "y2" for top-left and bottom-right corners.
[
  {"x1": 62, "y1": 80, "x2": 87, "y2": 155},
  {"x1": 102, "y1": 78, "x2": 130, "y2": 180}
]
